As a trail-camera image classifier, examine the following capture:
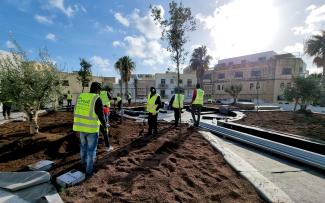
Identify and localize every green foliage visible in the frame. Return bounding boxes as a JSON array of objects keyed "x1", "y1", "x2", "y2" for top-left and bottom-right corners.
[
  {"x1": 77, "y1": 58, "x2": 92, "y2": 92},
  {"x1": 305, "y1": 30, "x2": 325, "y2": 106},
  {"x1": 0, "y1": 41, "x2": 61, "y2": 134},
  {"x1": 114, "y1": 56, "x2": 135, "y2": 99},
  {"x1": 151, "y1": 1, "x2": 196, "y2": 69},
  {"x1": 190, "y1": 45, "x2": 212, "y2": 85},
  {"x1": 283, "y1": 75, "x2": 321, "y2": 110},
  {"x1": 224, "y1": 84, "x2": 243, "y2": 104}
]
